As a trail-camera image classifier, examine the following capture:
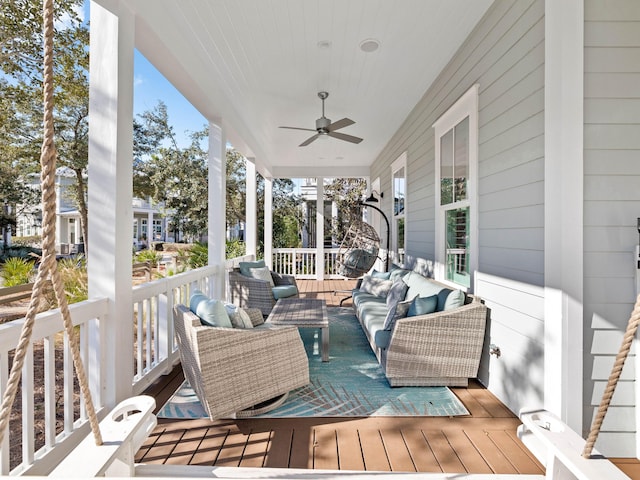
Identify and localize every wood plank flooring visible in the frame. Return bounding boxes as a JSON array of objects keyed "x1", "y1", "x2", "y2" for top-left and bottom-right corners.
[{"x1": 135, "y1": 280, "x2": 638, "y2": 477}]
